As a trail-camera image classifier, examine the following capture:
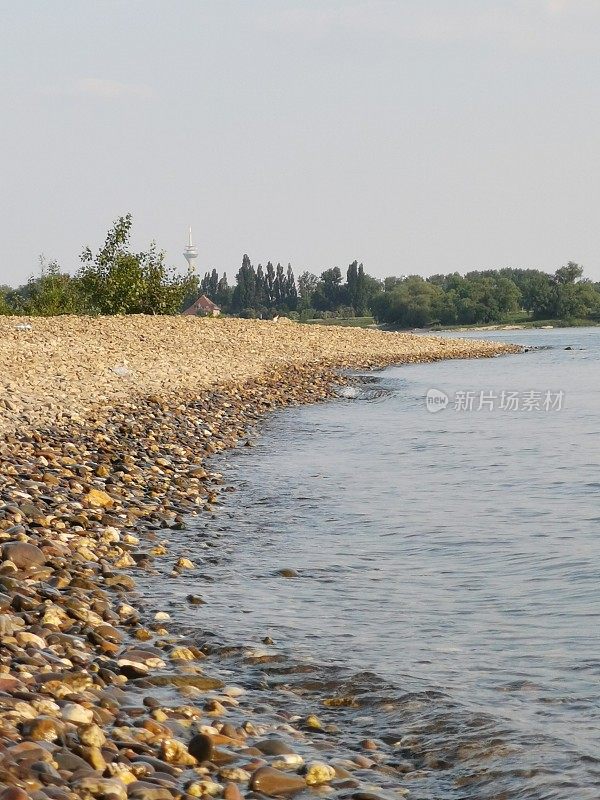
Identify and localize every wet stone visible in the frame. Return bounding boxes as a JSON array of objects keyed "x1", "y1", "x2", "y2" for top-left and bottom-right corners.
[
  {"x1": 255, "y1": 739, "x2": 296, "y2": 756},
  {"x1": 127, "y1": 783, "x2": 174, "y2": 800},
  {"x1": 305, "y1": 762, "x2": 337, "y2": 786},
  {"x1": 188, "y1": 733, "x2": 214, "y2": 763},
  {"x1": 250, "y1": 766, "x2": 307, "y2": 796}
]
